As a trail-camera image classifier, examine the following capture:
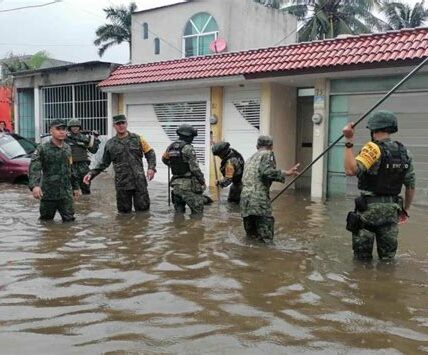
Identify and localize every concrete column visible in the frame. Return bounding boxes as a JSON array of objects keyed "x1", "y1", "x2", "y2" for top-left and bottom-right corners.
[
  {"x1": 311, "y1": 79, "x2": 329, "y2": 199},
  {"x1": 34, "y1": 87, "x2": 40, "y2": 143},
  {"x1": 209, "y1": 86, "x2": 223, "y2": 187},
  {"x1": 107, "y1": 92, "x2": 114, "y2": 138}
]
